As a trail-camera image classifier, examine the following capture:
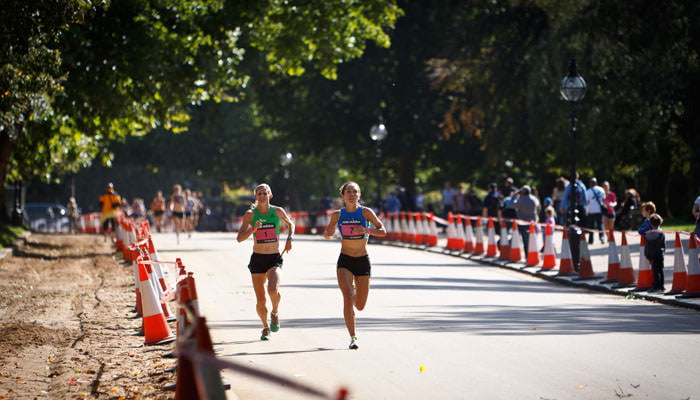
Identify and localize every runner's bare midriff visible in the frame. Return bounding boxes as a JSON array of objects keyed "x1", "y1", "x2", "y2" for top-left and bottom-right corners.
[
  {"x1": 340, "y1": 238, "x2": 368, "y2": 257},
  {"x1": 253, "y1": 241, "x2": 281, "y2": 255}
]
